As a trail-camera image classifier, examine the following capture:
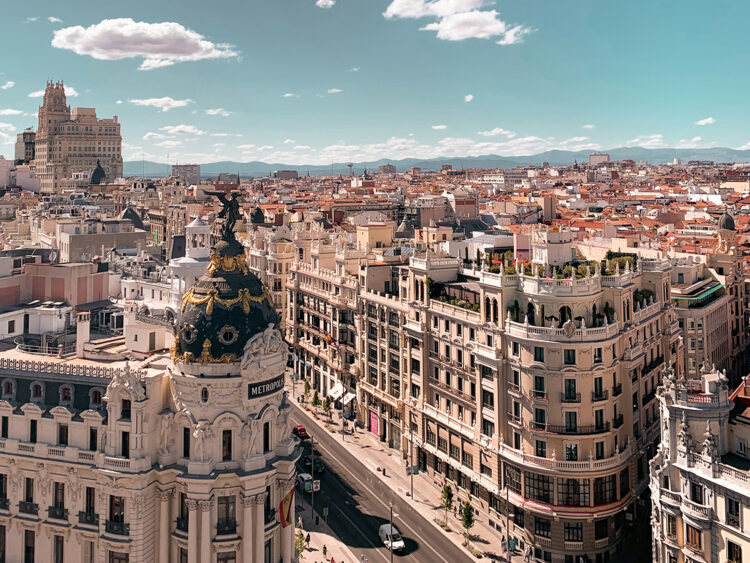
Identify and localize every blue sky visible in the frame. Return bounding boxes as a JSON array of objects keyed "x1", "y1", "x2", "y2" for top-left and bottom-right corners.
[{"x1": 0, "y1": 0, "x2": 748, "y2": 164}]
